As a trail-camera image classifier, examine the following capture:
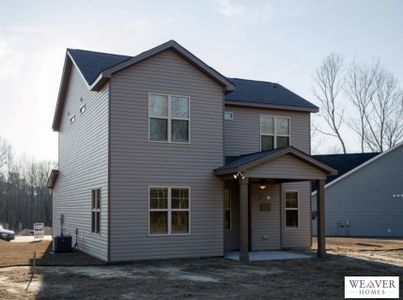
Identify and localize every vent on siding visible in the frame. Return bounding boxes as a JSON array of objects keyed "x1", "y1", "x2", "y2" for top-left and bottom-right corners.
[{"x1": 224, "y1": 111, "x2": 234, "y2": 120}]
